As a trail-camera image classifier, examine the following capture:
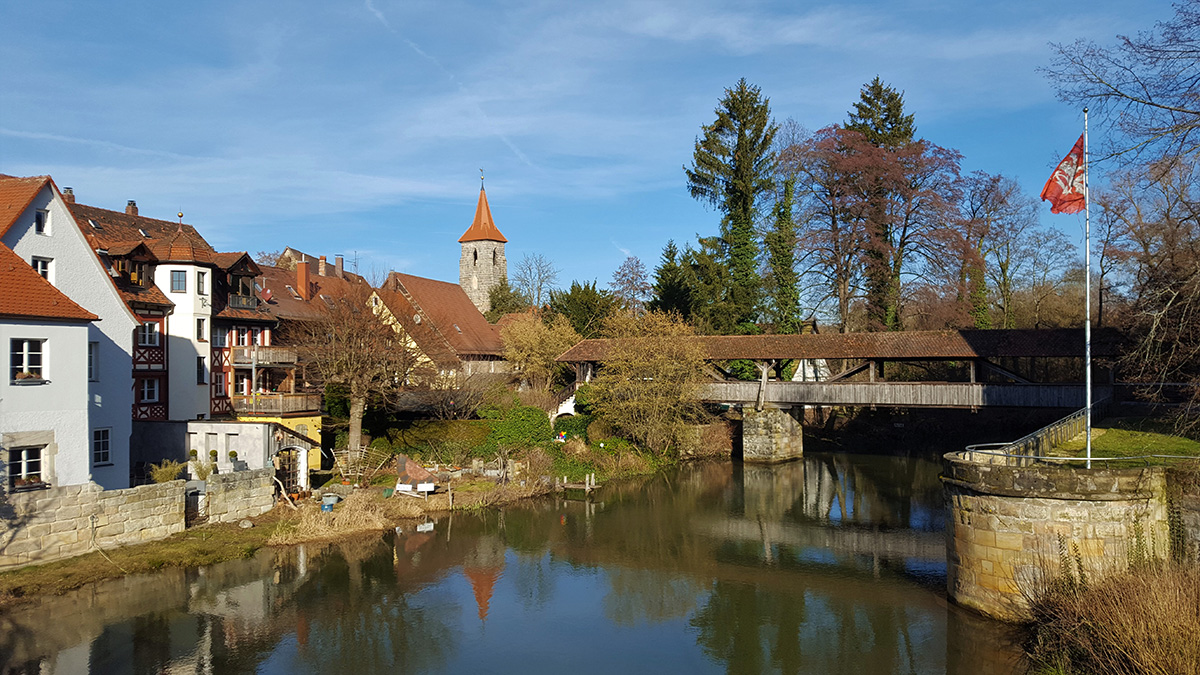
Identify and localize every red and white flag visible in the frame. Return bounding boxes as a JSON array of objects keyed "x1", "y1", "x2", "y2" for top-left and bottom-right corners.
[{"x1": 1041, "y1": 134, "x2": 1086, "y2": 214}]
